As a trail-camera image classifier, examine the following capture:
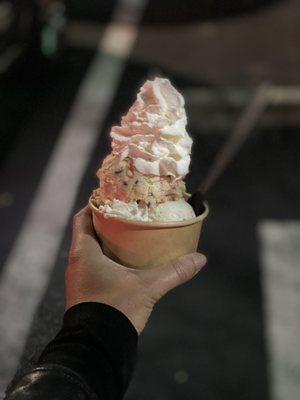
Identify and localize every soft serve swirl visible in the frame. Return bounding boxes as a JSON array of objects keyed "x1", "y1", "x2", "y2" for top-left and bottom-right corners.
[{"x1": 110, "y1": 78, "x2": 192, "y2": 178}]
